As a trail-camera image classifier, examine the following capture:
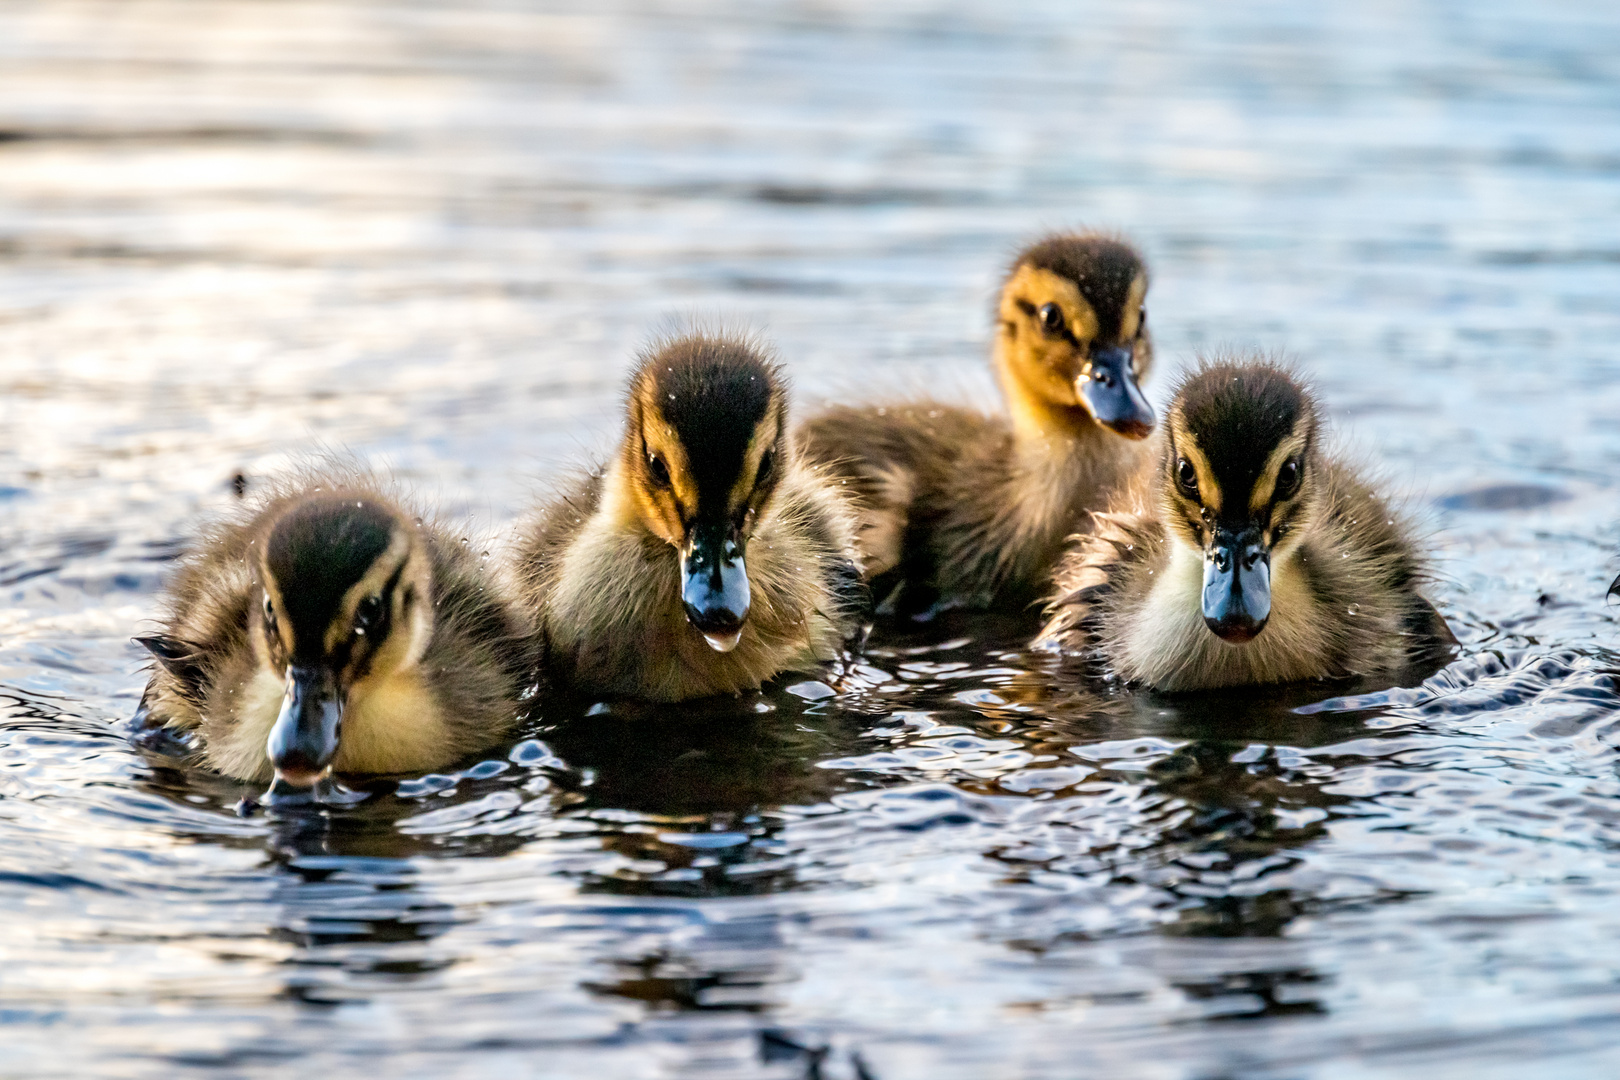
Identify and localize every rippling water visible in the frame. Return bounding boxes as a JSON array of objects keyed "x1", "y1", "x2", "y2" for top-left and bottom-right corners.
[{"x1": 4, "y1": 1, "x2": 1620, "y2": 1076}]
